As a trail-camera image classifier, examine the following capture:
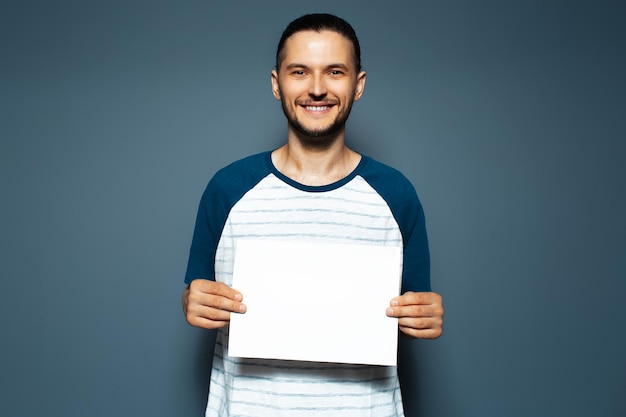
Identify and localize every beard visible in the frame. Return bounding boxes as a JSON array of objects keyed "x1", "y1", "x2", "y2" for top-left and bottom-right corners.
[
  {"x1": 280, "y1": 97, "x2": 355, "y2": 147},
  {"x1": 289, "y1": 116, "x2": 344, "y2": 139}
]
